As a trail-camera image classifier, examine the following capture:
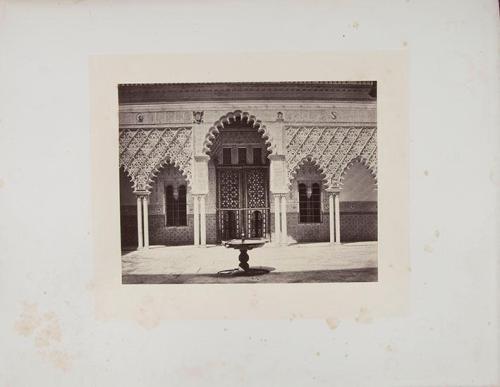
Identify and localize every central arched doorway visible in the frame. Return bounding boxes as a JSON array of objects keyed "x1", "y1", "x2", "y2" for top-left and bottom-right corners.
[{"x1": 206, "y1": 113, "x2": 271, "y2": 242}]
